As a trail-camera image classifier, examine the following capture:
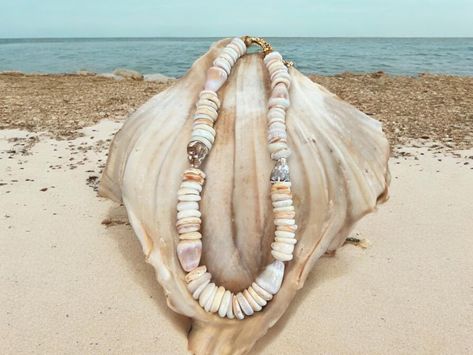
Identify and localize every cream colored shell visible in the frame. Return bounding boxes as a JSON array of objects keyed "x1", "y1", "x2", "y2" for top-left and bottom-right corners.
[{"x1": 99, "y1": 38, "x2": 390, "y2": 355}]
